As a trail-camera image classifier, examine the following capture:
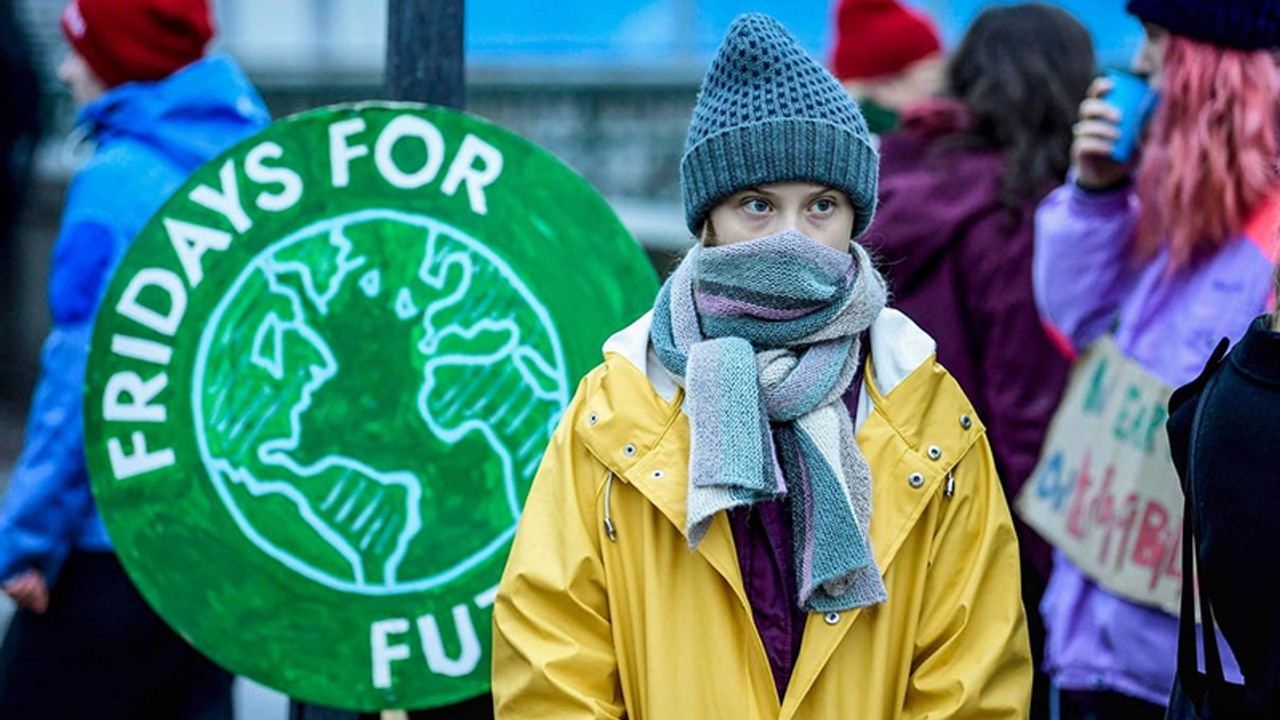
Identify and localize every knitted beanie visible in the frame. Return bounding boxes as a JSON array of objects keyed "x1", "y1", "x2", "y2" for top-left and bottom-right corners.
[
  {"x1": 830, "y1": 0, "x2": 943, "y2": 80},
  {"x1": 1126, "y1": 0, "x2": 1280, "y2": 50},
  {"x1": 682, "y1": 14, "x2": 879, "y2": 238},
  {"x1": 61, "y1": 0, "x2": 213, "y2": 88}
]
